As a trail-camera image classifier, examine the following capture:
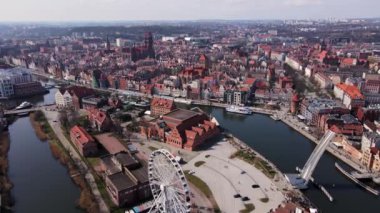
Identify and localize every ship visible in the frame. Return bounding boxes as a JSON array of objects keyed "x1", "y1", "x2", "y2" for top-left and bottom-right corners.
[
  {"x1": 225, "y1": 106, "x2": 252, "y2": 115},
  {"x1": 174, "y1": 98, "x2": 193, "y2": 105},
  {"x1": 131, "y1": 101, "x2": 150, "y2": 108},
  {"x1": 15, "y1": 101, "x2": 33, "y2": 110}
]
